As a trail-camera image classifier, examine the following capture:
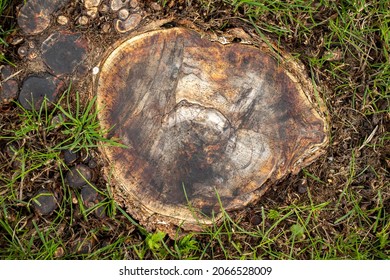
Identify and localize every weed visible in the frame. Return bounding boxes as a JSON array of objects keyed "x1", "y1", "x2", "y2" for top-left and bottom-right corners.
[{"x1": 54, "y1": 91, "x2": 124, "y2": 153}]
